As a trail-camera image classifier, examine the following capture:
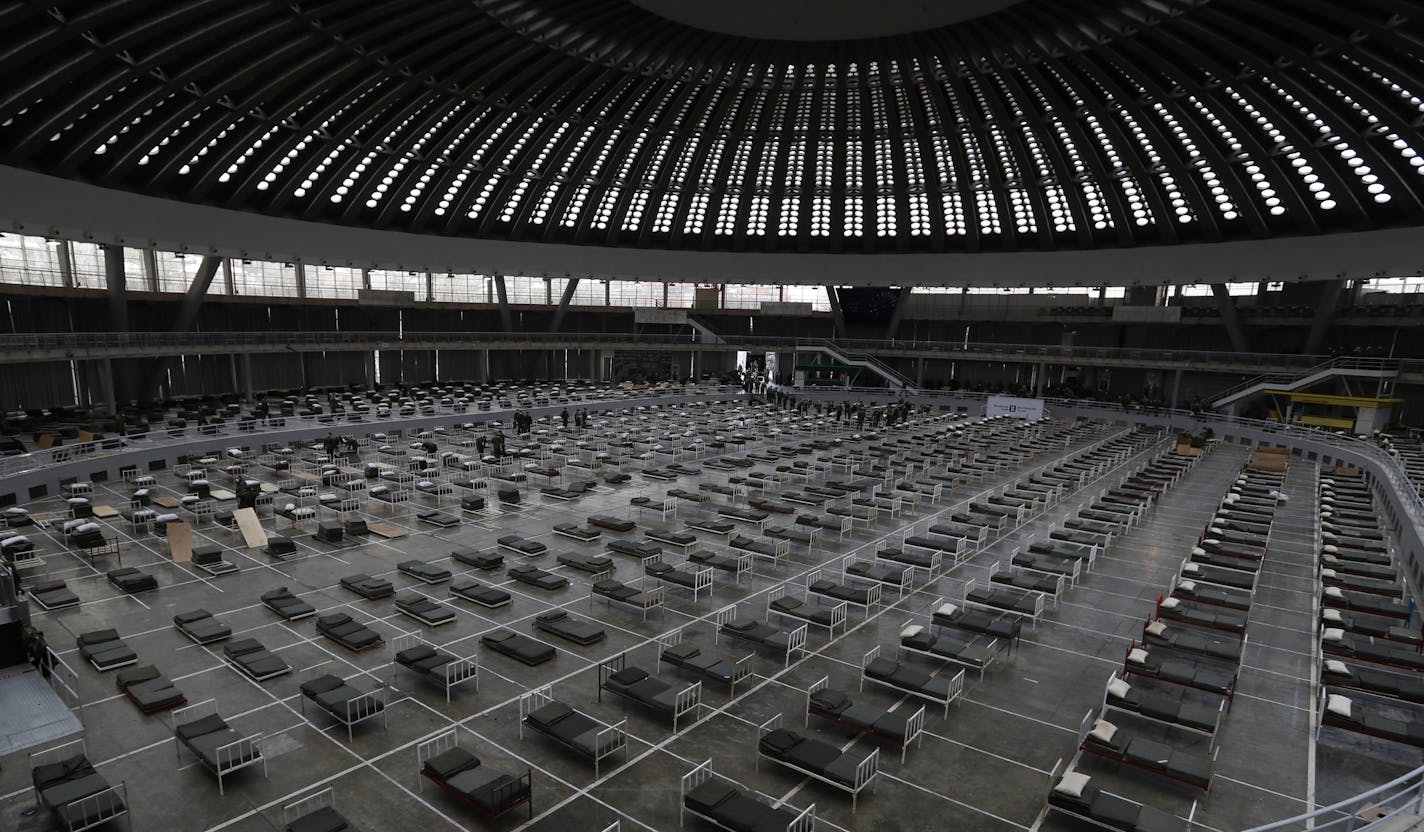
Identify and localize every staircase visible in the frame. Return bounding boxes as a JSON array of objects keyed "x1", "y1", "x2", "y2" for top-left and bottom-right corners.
[
  {"x1": 812, "y1": 340, "x2": 919, "y2": 392},
  {"x1": 686, "y1": 315, "x2": 725, "y2": 346},
  {"x1": 1211, "y1": 357, "x2": 1400, "y2": 412}
]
